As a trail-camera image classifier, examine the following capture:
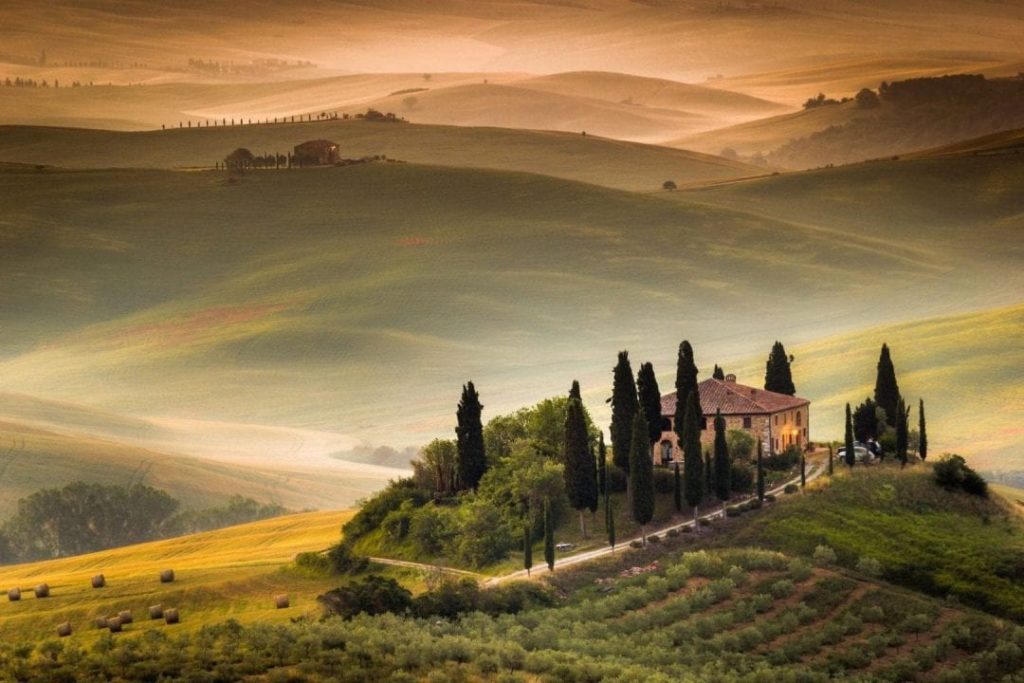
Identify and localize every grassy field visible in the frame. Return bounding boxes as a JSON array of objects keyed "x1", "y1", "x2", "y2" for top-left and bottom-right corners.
[
  {"x1": 0, "y1": 510, "x2": 362, "y2": 642},
  {"x1": 0, "y1": 120, "x2": 765, "y2": 192}
]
